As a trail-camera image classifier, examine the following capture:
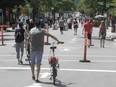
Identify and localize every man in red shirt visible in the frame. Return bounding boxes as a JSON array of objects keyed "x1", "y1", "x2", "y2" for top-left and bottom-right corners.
[{"x1": 83, "y1": 19, "x2": 93, "y2": 47}]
